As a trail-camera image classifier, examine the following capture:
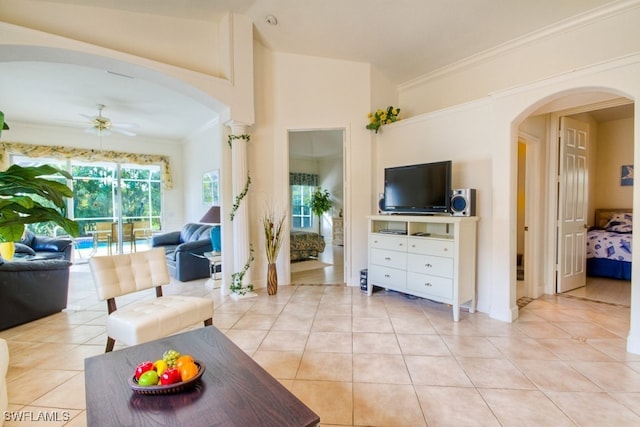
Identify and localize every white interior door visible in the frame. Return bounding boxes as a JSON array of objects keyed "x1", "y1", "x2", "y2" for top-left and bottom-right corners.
[{"x1": 557, "y1": 116, "x2": 589, "y2": 293}]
